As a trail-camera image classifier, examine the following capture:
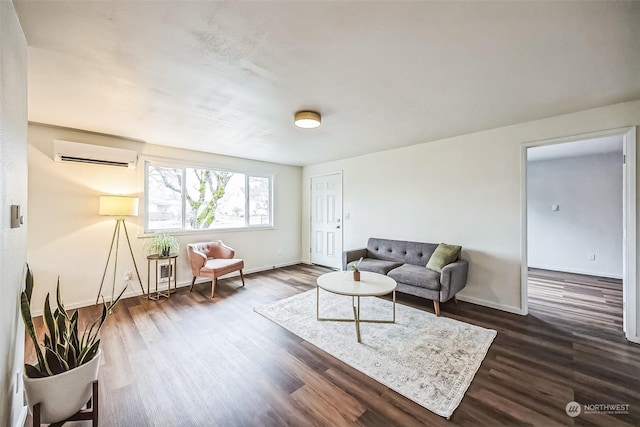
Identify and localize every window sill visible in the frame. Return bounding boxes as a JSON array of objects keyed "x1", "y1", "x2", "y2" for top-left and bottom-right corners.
[{"x1": 137, "y1": 226, "x2": 276, "y2": 239}]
